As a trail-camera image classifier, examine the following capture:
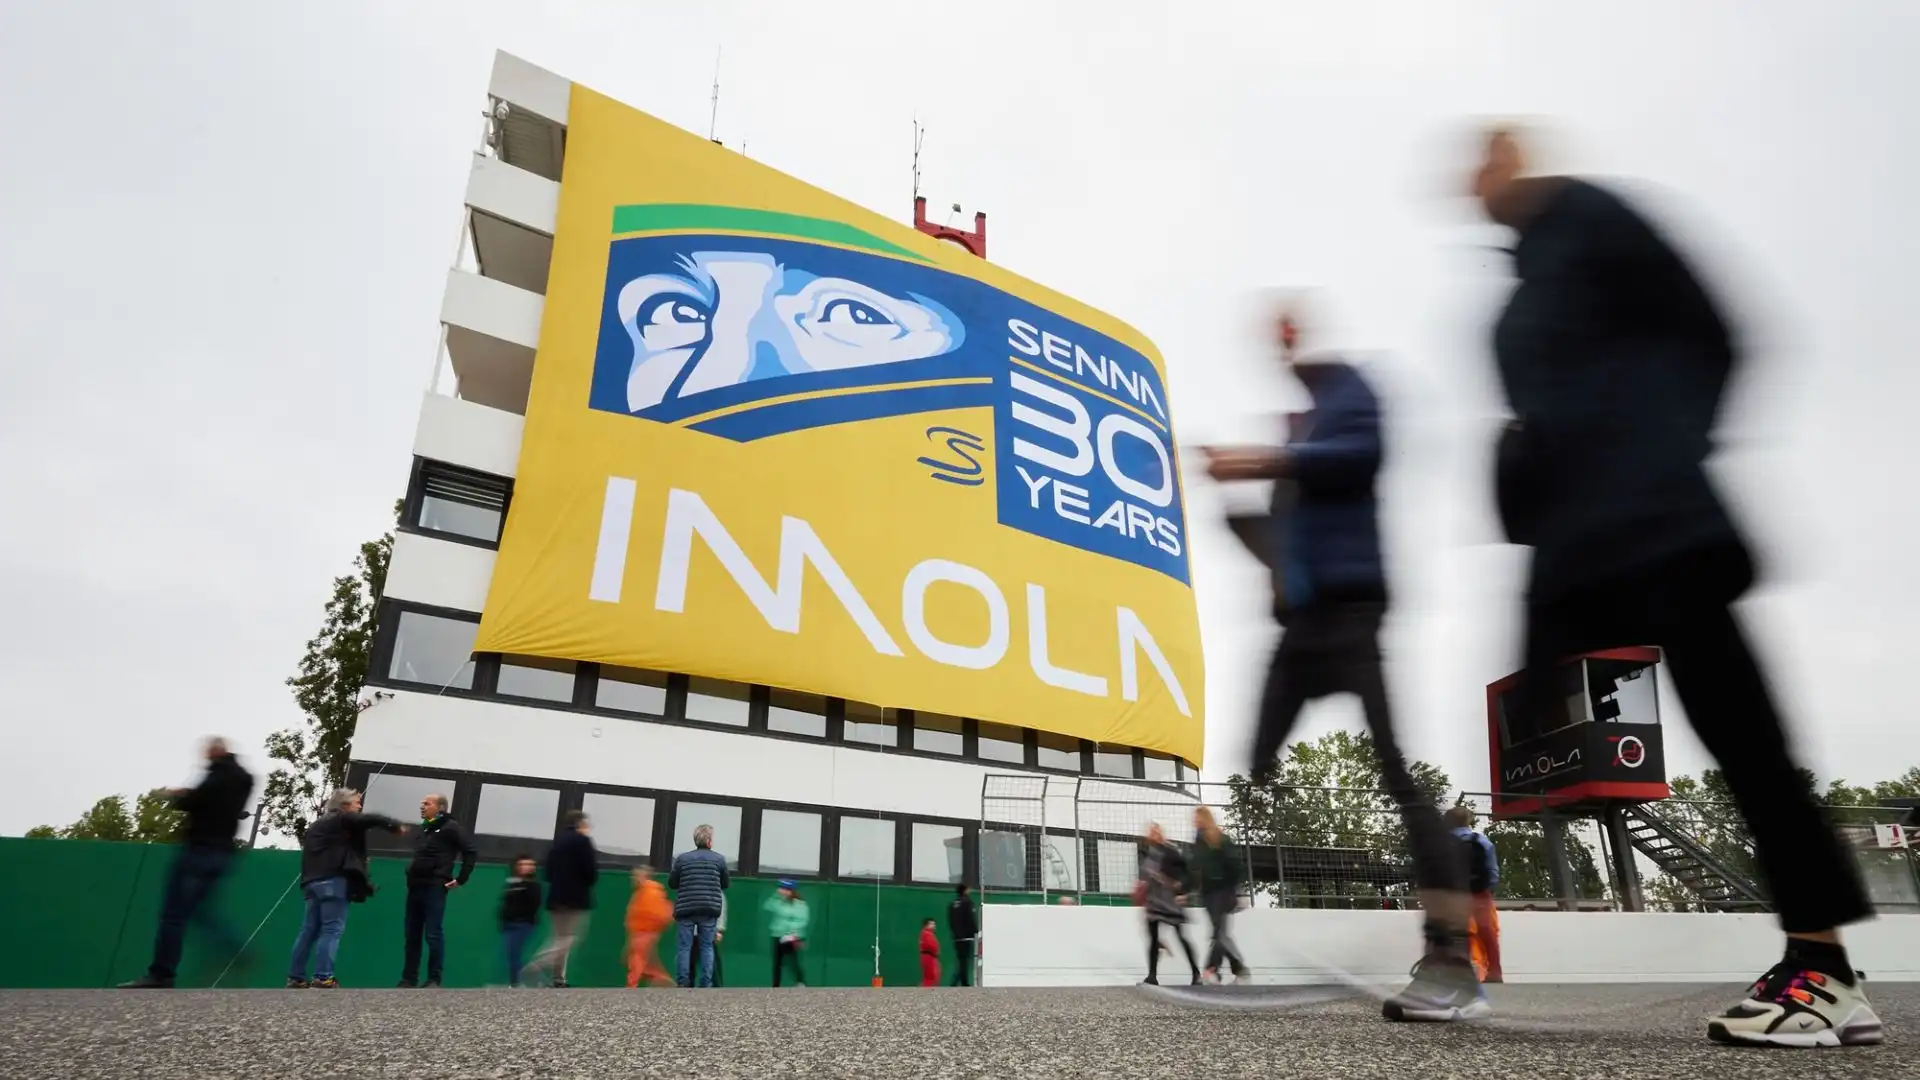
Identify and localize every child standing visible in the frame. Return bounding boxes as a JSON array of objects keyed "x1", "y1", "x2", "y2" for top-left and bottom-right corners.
[
  {"x1": 625, "y1": 865, "x2": 673, "y2": 988},
  {"x1": 499, "y1": 855, "x2": 541, "y2": 987},
  {"x1": 918, "y1": 917, "x2": 941, "y2": 987},
  {"x1": 764, "y1": 880, "x2": 811, "y2": 987}
]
